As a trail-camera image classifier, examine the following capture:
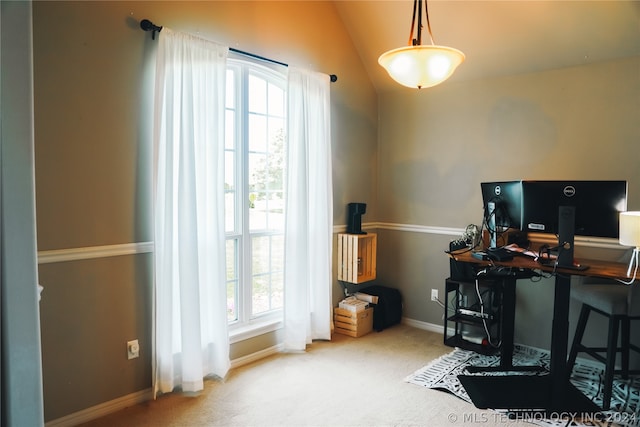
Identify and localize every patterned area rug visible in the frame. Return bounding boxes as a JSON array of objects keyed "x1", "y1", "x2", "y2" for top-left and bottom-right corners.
[{"x1": 405, "y1": 345, "x2": 640, "y2": 427}]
